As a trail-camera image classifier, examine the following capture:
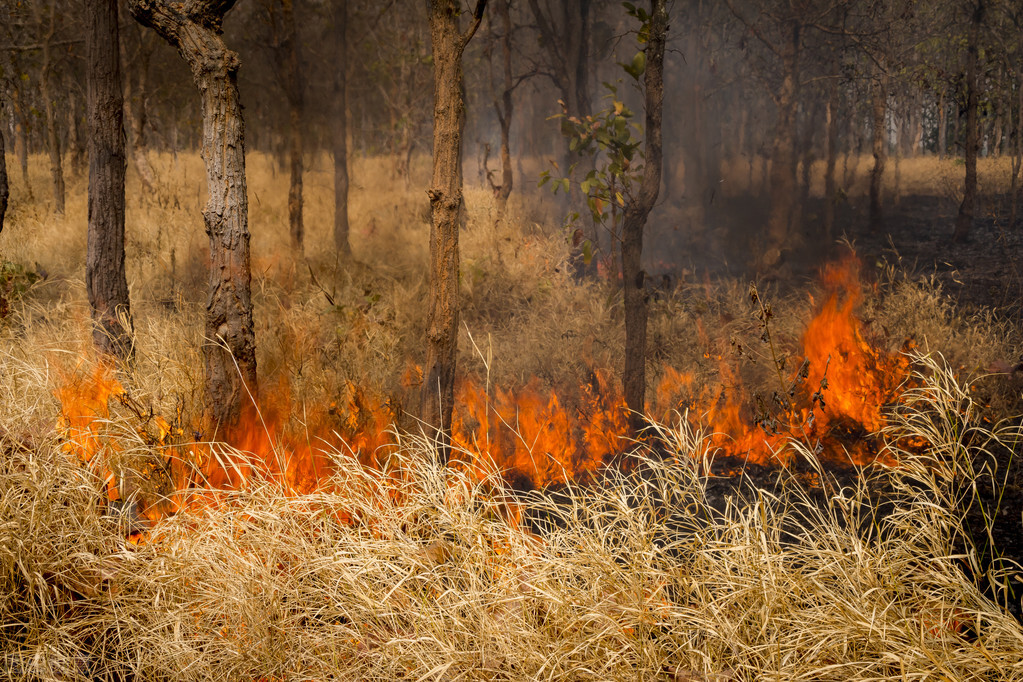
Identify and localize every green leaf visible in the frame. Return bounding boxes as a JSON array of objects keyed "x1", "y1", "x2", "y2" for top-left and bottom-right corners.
[{"x1": 623, "y1": 50, "x2": 646, "y2": 80}]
